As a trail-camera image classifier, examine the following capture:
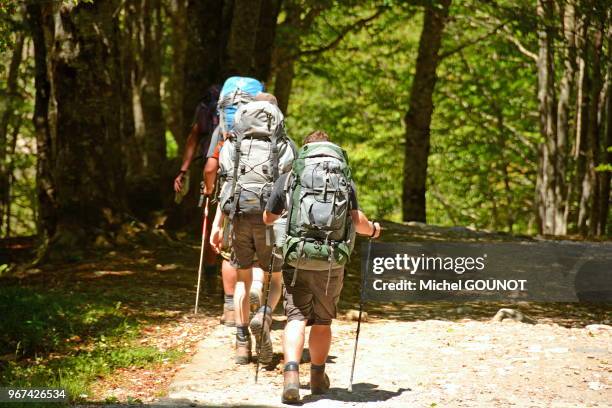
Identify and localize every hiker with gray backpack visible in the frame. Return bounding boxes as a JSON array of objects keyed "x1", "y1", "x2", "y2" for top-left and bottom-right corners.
[
  {"x1": 262, "y1": 130, "x2": 381, "y2": 404},
  {"x1": 200, "y1": 78, "x2": 274, "y2": 327},
  {"x1": 210, "y1": 95, "x2": 297, "y2": 366}
]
